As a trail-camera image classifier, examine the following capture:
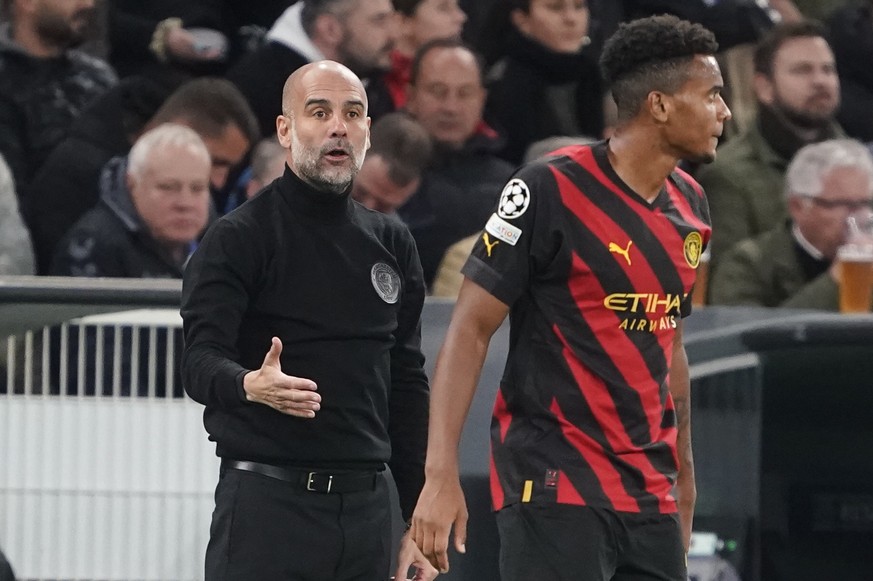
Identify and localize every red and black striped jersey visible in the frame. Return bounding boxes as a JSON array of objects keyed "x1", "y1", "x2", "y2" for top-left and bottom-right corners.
[{"x1": 462, "y1": 141, "x2": 710, "y2": 514}]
